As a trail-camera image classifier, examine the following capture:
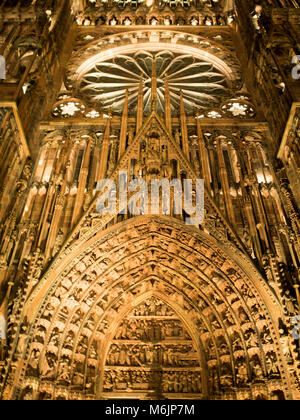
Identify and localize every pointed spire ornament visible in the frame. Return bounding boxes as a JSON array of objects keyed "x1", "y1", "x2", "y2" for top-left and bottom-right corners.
[
  {"x1": 196, "y1": 113, "x2": 211, "y2": 192},
  {"x1": 98, "y1": 112, "x2": 111, "y2": 180},
  {"x1": 180, "y1": 90, "x2": 189, "y2": 157},
  {"x1": 119, "y1": 89, "x2": 129, "y2": 158},
  {"x1": 164, "y1": 74, "x2": 172, "y2": 133},
  {"x1": 137, "y1": 77, "x2": 144, "y2": 131},
  {"x1": 151, "y1": 58, "x2": 157, "y2": 112}
]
